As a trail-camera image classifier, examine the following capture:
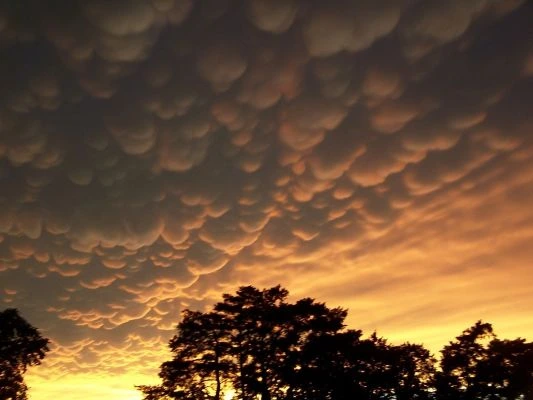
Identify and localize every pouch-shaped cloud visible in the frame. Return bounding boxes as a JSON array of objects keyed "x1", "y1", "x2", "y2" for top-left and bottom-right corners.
[
  {"x1": 247, "y1": 0, "x2": 299, "y2": 34},
  {"x1": 401, "y1": 118, "x2": 462, "y2": 152},
  {"x1": 302, "y1": 0, "x2": 402, "y2": 57},
  {"x1": 81, "y1": 0, "x2": 157, "y2": 36},
  {"x1": 197, "y1": 41, "x2": 248, "y2": 92},
  {"x1": 186, "y1": 241, "x2": 230, "y2": 275},
  {"x1": 68, "y1": 205, "x2": 163, "y2": 252},
  {"x1": 199, "y1": 213, "x2": 261, "y2": 255},
  {"x1": 370, "y1": 100, "x2": 422, "y2": 134},
  {"x1": 403, "y1": 137, "x2": 497, "y2": 195},
  {"x1": 399, "y1": 0, "x2": 504, "y2": 59},
  {"x1": 348, "y1": 137, "x2": 425, "y2": 187},
  {"x1": 156, "y1": 116, "x2": 212, "y2": 172},
  {"x1": 362, "y1": 66, "x2": 404, "y2": 101},
  {"x1": 105, "y1": 107, "x2": 157, "y2": 155},
  {"x1": 279, "y1": 97, "x2": 346, "y2": 150}
]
